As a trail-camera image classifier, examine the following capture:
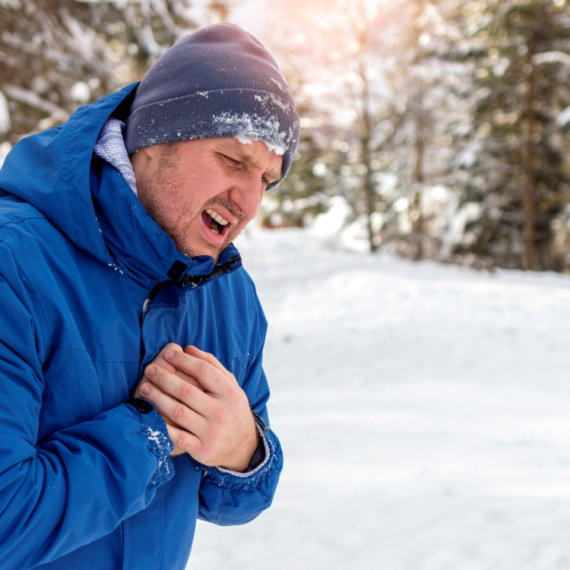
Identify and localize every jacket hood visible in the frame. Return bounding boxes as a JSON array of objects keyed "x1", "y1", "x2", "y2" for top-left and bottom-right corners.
[{"x1": 0, "y1": 84, "x2": 240, "y2": 285}]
